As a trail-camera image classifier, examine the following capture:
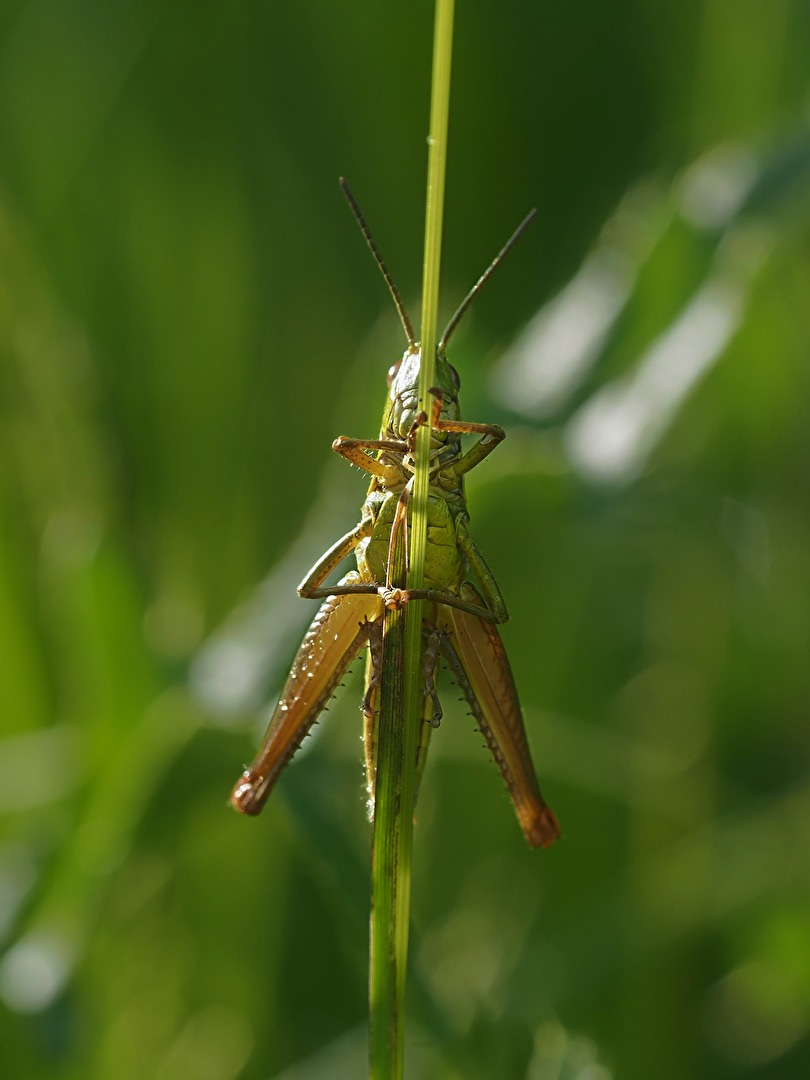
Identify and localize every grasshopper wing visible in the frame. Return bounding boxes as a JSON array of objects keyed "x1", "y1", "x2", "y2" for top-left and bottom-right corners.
[
  {"x1": 440, "y1": 605, "x2": 560, "y2": 848},
  {"x1": 231, "y1": 585, "x2": 382, "y2": 815}
]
